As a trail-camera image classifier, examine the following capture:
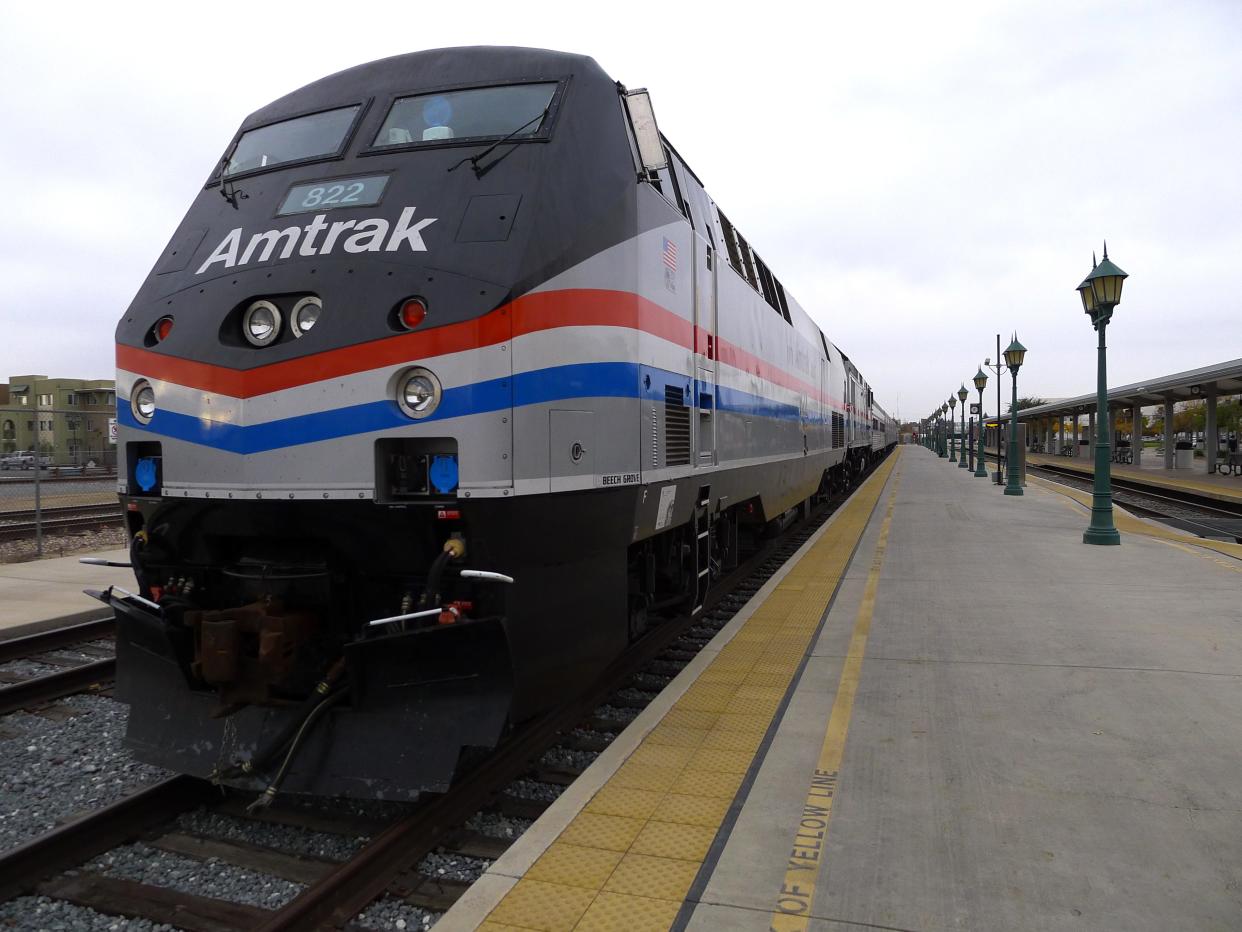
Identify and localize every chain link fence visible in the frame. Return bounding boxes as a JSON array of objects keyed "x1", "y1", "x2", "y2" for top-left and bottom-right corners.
[{"x1": 0, "y1": 406, "x2": 122, "y2": 560}]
